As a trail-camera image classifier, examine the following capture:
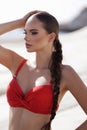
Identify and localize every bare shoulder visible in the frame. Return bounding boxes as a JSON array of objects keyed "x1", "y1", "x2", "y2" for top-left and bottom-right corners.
[
  {"x1": 58, "y1": 65, "x2": 74, "y2": 99},
  {"x1": 61, "y1": 64, "x2": 86, "y2": 90},
  {"x1": 61, "y1": 64, "x2": 87, "y2": 114},
  {"x1": 61, "y1": 64, "x2": 76, "y2": 75},
  {"x1": 61, "y1": 64, "x2": 76, "y2": 86},
  {"x1": 0, "y1": 45, "x2": 25, "y2": 74},
  {"x1": 11, "y1": 51, "x2": 26, "y2": 74}
]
